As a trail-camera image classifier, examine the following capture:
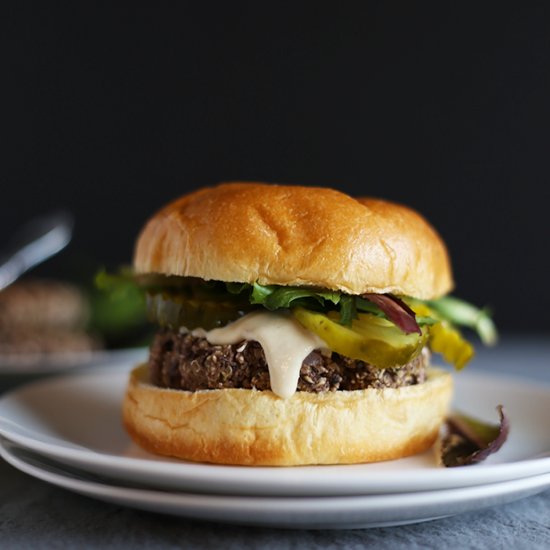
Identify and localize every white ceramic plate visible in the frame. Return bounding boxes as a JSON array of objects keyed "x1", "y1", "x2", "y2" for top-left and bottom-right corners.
[
  {"x1": 2, "y1": 438, "x2": 550, "y2": 530},
  {"x1": 0, "y1": 364, "x2": 549, "y2": 496},
  {"x1": 0, "y1": 348, "x2": 147, "y2": 375},
  {"x1": 0, "y1": 349, "x2": 147, "y2": 395}
]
